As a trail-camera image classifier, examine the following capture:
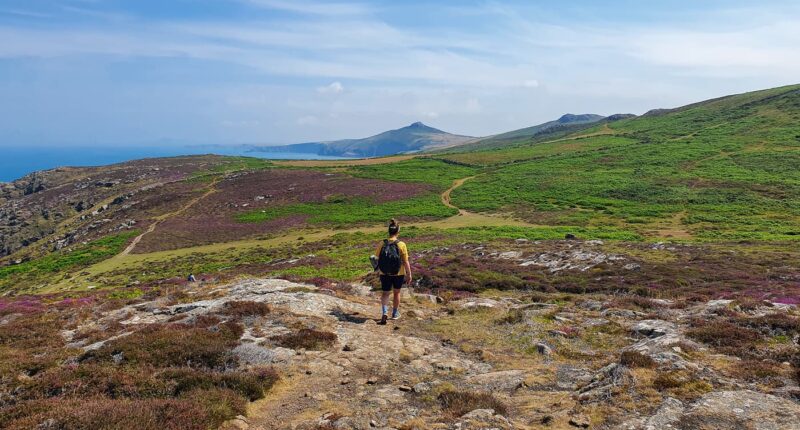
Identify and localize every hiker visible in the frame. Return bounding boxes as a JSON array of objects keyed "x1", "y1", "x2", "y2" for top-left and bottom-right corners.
[{"x1": 373, "y1": 218, "x2": 412, "y2": 324}]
